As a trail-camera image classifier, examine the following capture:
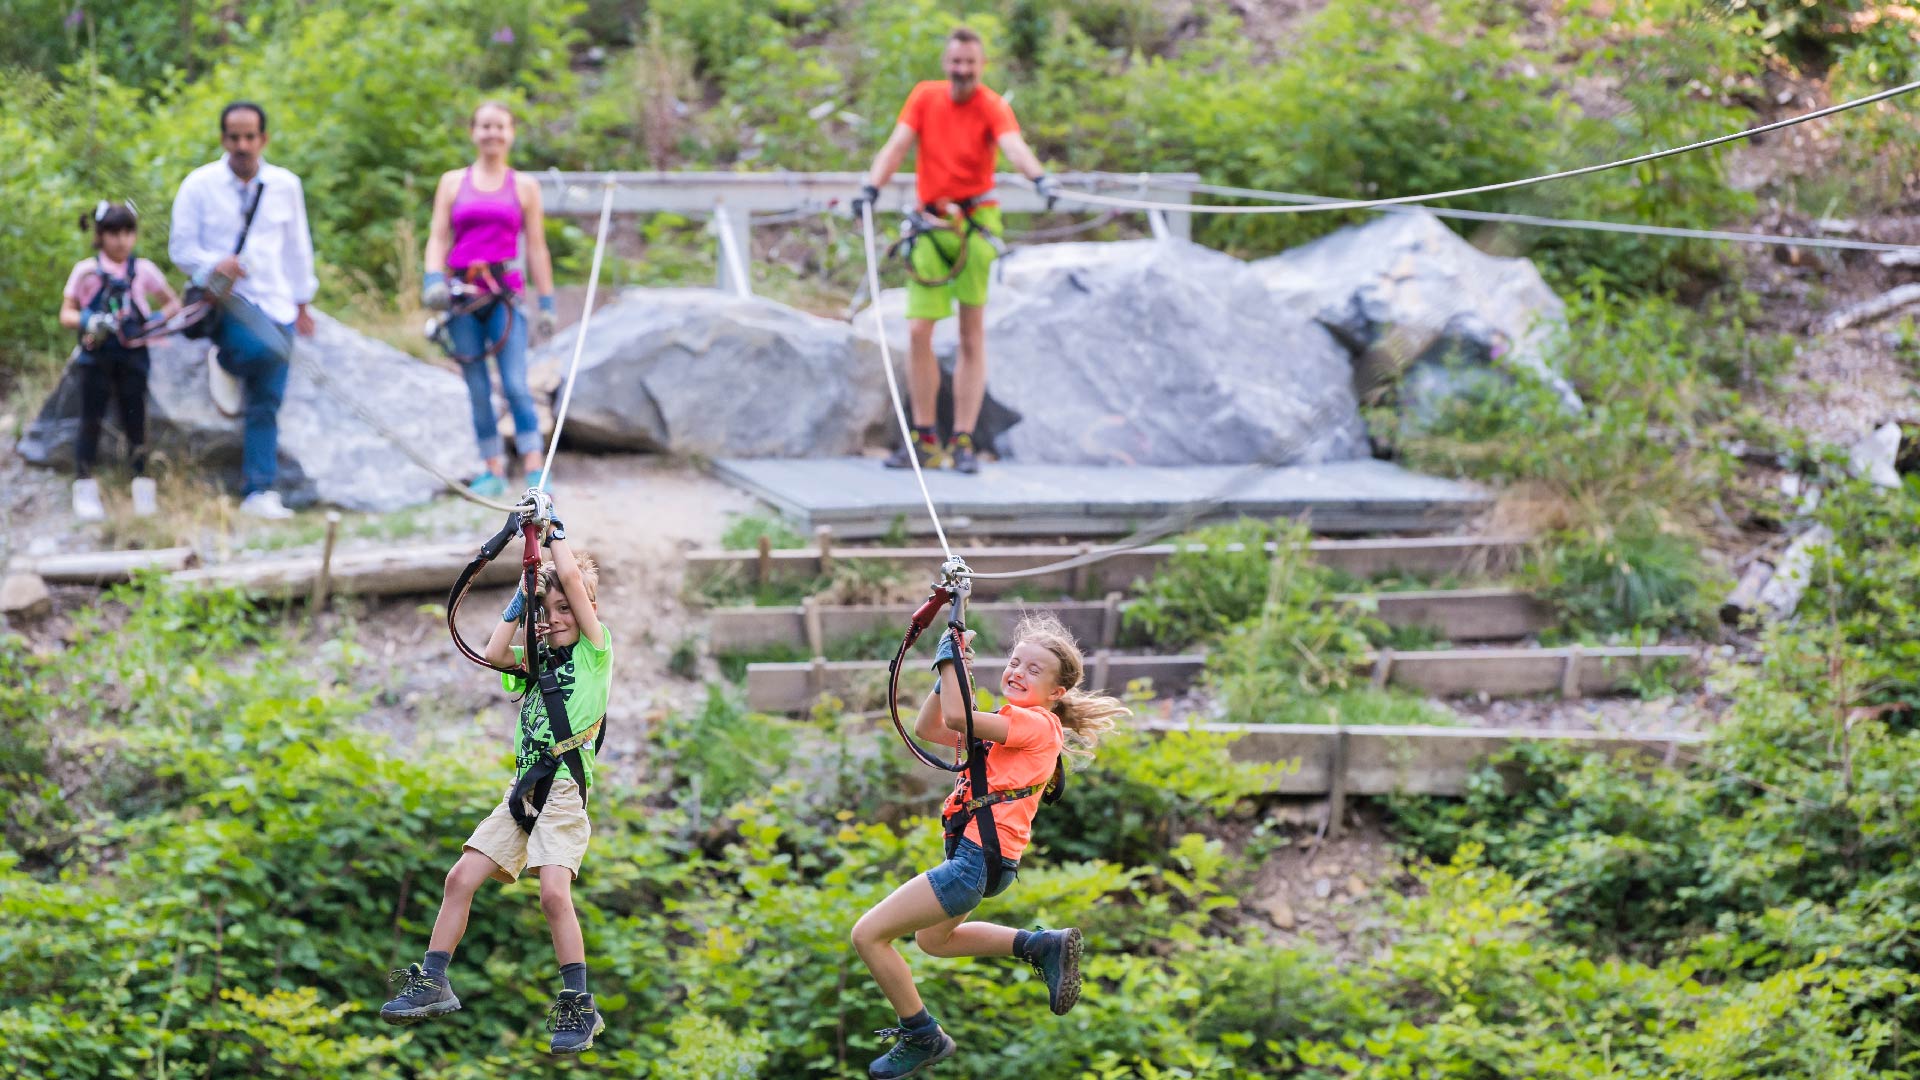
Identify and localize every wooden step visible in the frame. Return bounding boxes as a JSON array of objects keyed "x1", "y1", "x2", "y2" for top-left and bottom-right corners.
[
  {"x1": 1136, "y1": 720, "x2": 1705, "y2": 797},
  {"x1": 709, "y1": 588, "x2": 1549, "y2": 654},
  {"x1": 171, "y1": 542, "x2": 519, "y2": 600},
  {"x1": 744, "y1": 644, "x2": 1697, "y2": 713},
  {"x1": 691, "y1": 535, "x2": 1530, "y2": 598}
]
